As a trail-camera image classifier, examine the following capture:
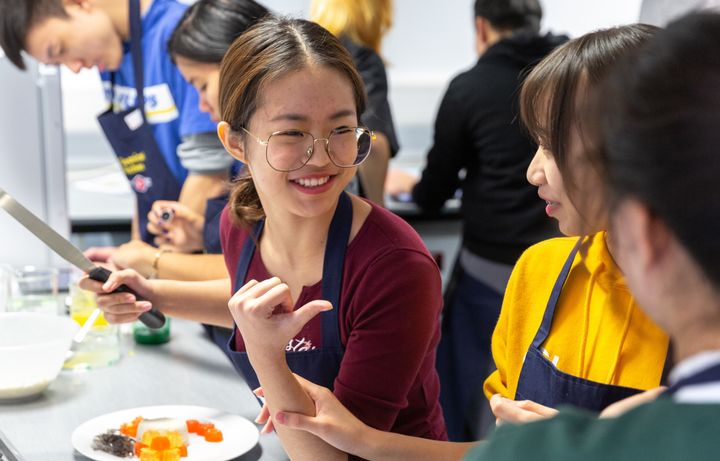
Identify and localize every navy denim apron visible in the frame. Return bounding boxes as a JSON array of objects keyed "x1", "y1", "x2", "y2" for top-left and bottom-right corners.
[
  {"x1": 97, "y1": 0, "x2": 182, "y2": 245},
  {"x1": 226, "y1": 192, "x2": 351, "y2": 392},
  {"x1": 515, "y1": 238, "x2": 642, "y2": 411}
]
